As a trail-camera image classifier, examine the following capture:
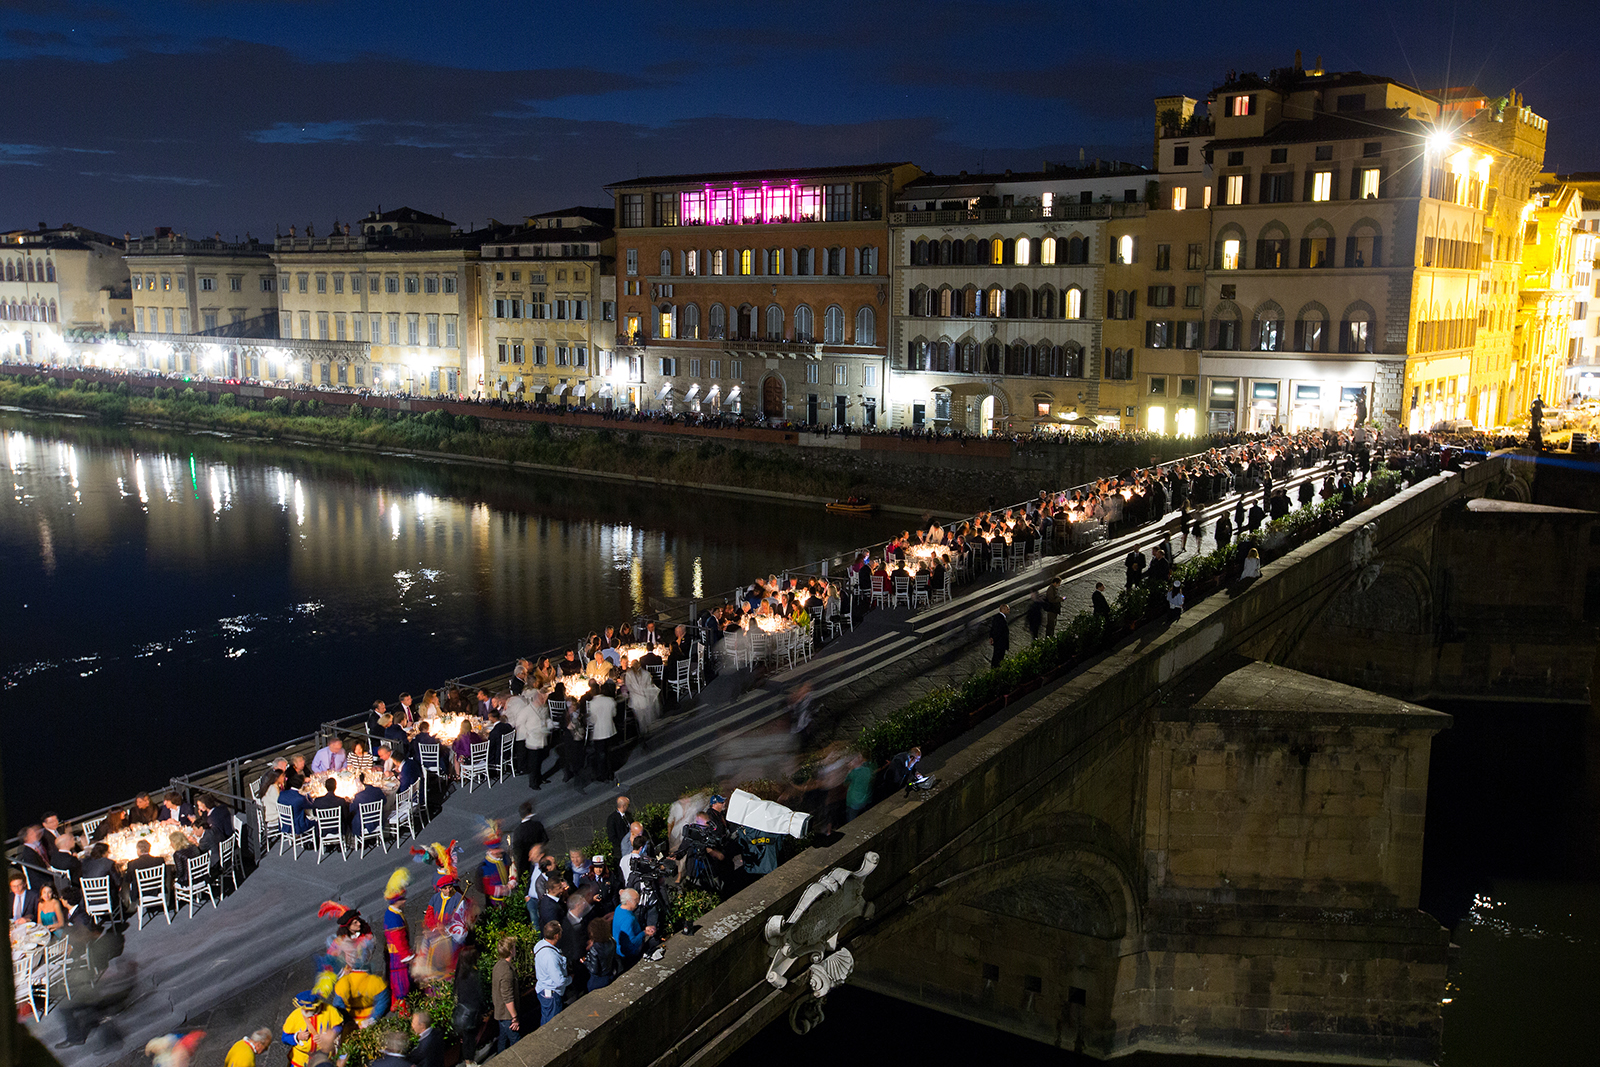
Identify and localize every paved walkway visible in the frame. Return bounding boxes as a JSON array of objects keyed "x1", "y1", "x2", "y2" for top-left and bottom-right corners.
[{"x1": 32, "y1": 460, "x2": 1339, "y2": 1066}]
